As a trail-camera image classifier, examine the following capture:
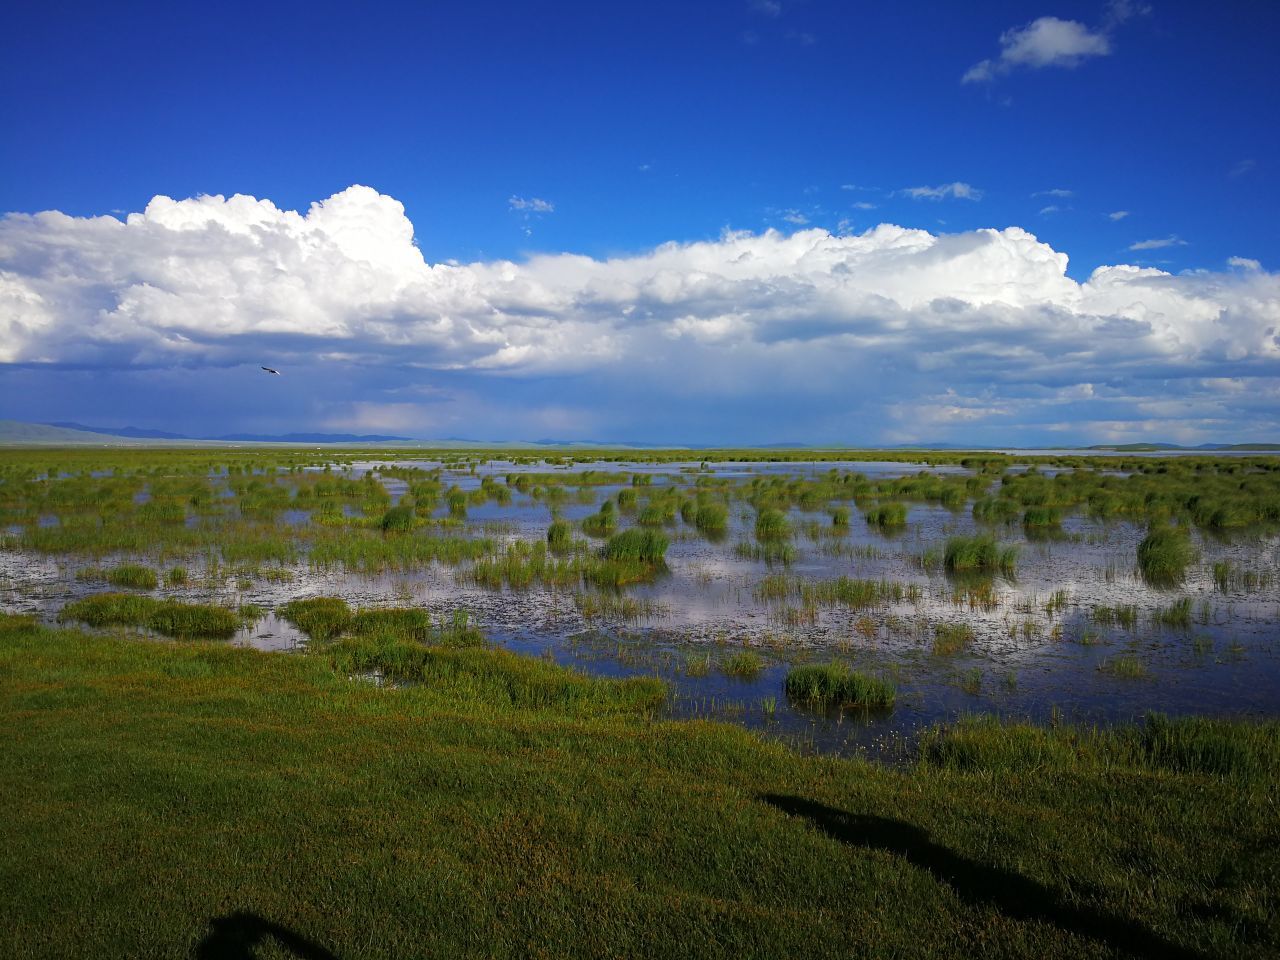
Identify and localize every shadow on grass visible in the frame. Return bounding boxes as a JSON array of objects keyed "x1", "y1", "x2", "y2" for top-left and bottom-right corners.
[
  {"x1": 194, "y1": 912, "x2": 338, "y2": 960},
  {"x1": 761, "y1": 795, "x2": 1207, "y2": 960}
]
